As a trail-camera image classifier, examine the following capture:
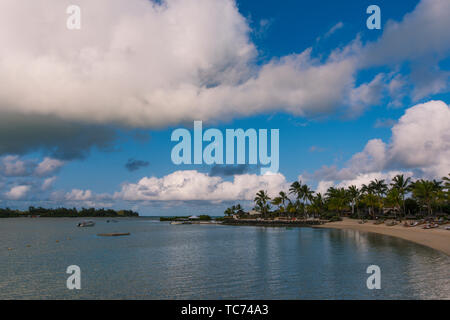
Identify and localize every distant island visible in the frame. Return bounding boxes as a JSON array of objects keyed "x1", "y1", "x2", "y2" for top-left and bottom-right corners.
[{"x1": 0, "y1": 207, "x2": 139, "y2": 218}]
